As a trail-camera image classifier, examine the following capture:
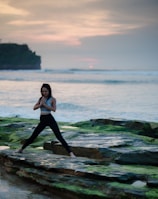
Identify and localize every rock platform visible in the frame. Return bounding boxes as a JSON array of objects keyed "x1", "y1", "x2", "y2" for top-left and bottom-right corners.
[
  {"x1": 0, "y1": 118, "x2": 158, "y2": 198},
  {"x1": 0, "y1": 148, "x2": 157, "y2": 199}
]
